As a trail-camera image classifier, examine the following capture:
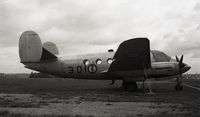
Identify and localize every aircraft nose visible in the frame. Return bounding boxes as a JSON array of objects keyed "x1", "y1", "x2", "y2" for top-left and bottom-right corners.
[
  {"x1": 185, "y1": 64, "x2": 191, "y2": 71},
  {"x1": 181, "y1": 63, "x2": 191, "y2": 73}
]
